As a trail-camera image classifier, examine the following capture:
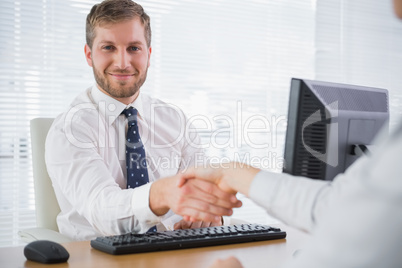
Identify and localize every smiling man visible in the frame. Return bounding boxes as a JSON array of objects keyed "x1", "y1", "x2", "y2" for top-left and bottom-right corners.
[
  {"x1": 85, "y1": 17, "x2": 150, "y2": 105},
  {"x1": 45, "y1": 0, "x2": 241, "y2": 241}
]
